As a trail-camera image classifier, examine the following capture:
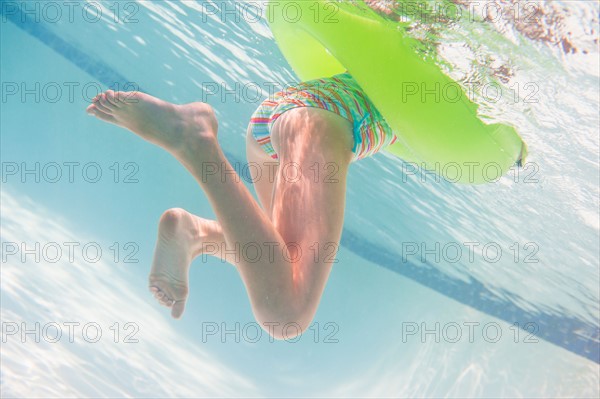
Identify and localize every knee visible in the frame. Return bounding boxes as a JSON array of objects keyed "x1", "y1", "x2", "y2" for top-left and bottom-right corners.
[{"x1": 253, "y1": 305, "x2": 315, "y2": 341}]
